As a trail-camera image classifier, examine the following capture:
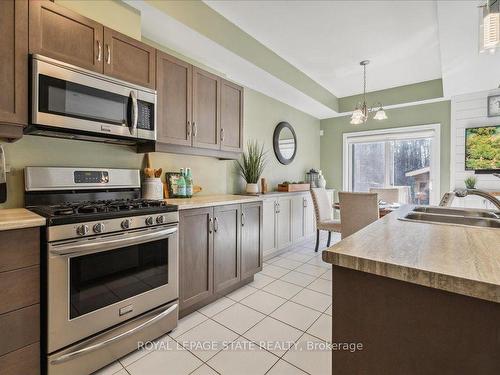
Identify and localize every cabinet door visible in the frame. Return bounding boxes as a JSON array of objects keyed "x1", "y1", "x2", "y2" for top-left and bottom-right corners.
[
  {"x1": 277, "y1": 197, "x2": 293, "y2": 249},
  {"x1": 29, "y1": 0, "x2": 103, "y2": 73},
  {"x1": 192, "y1": 67, "x2": 220, "y2": 150},
  {"x1": 291, "y1": 194, "x2": 305, "y2": 243},
  {"x1": 213, "y1": 204, "x2": 240, "y2": 292},
  {"x1": 179, "y1": 208, "x2": 213, "y2": 310},
  {"x1": 156, "y1": 51, "x2": 192, "y2": 146},
  {"x1": 103, "y1": 27, "x2": 156, "y2": 89},
  {"x1": 220, "y1": 79, "x2": 243, "y2": 152},
  {"x1": 304, "y1": 193, "x2": 316, "y2": 237},
  {"x1": 262, "y1": 198, "x2": 278, "y2": 257},
  {"x1": 241, "y1": 202, "x2": 263, "y2": 280},
  {"x1": 0, "y1": 0, "x2": 28, "y2": 133}
]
